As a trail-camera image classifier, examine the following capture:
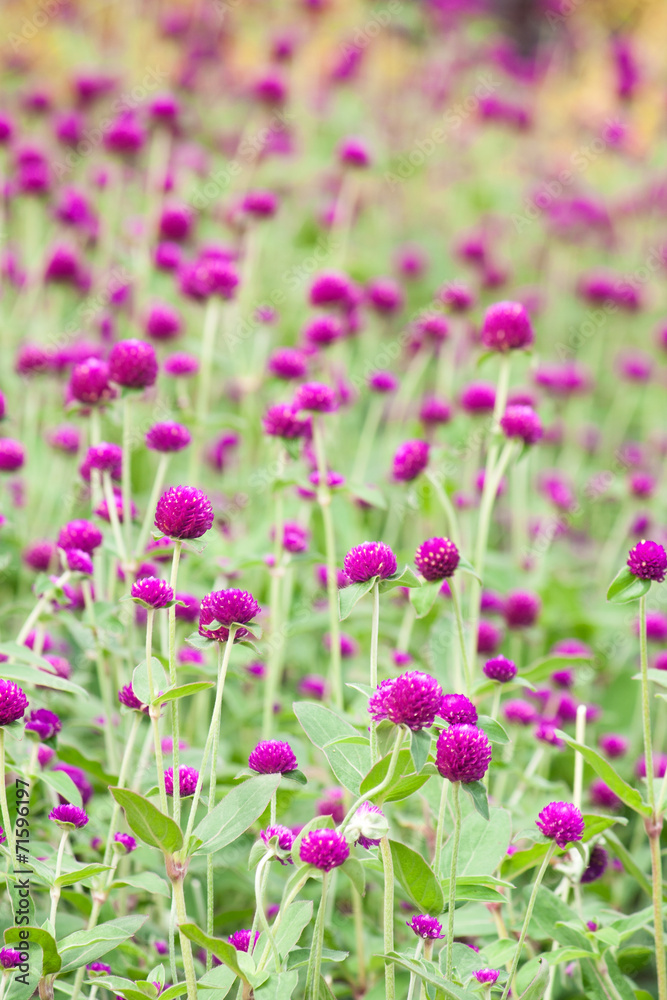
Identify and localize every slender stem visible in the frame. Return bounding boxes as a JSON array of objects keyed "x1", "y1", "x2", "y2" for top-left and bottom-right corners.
[
  {"x1": 573, "y1": 705, "x2": 587, "y2": 810},
  {"x1": 490, "y1": 686, "x2": 501, "y2": 722},
  {"x1": 145, "y1": 610, "x2": 169, "y2": 814},
  {"x1": 190, "y1": 298, "x2": 220, "y2": 485},
  {"x1": 500, "y1": 842, "x2": 556, "y2": 1000},
  {"x1": 168, "y1": 541, "x2": 183, "y2": 825},
  {"x1": 305, "y1": 872, "x2": 330, "y2": 1000},
  {"x1": 121, "y1": 395, "x2": 134, "y2": 557},
  {"x1": 639, "y1": 595, "x2": 656, "y2": 811},
  {"x1": 340, "y1": 727, "x2": 405, "y2": 833},
  {"x1": 270, "y1": 793, "x2": 277, "y2": 828},
  {"x1": 449, "y1": 579, "x2": 471, "y2": 695},
  {"x1": 426, "y1": 472, "x2": 461, "y2": 549},
  {"x1": 406, "y1": 940, "x2": 424, "y2": 1000},
  {"x1": 313, "y1": 417, "x2": 342, "y2": 711},
  {"x1": 352, "y1": 887, "x2": 367, "y2": 993},
  {"x1": 0, "y1": 731, "x2": 15, "y2": 857},
  {"x1": 49, "y1": 829, "x2": 69, "y2": 928},
  {"x1": 83, "y1": 580, "x2": 117, "y2": 772},
  {"x1": 445, "y1": 782, "x2": 462, "y2": 979},
  {"x1": 432, "y1": 779, "x2": 450, "y2": 877},
  {"x1": 102, "y1": 470, "x2": 128, "y2": 564},
  {"x1": 254, "y1": 856, "x2": 281, "y2": 970},
  {"x1": 15, "y1": 570, "x2": 70, "y2": 645},
  {"x1": 352, "y1": 396, "x2": 384, "y2": 484},
  {"x1": 171, "y1": 875, "x2": 198, "y2": 1000},
  {"x1": 256, "y1": 870, "x2": 312, "y2": 973},
  {"x1": 263, "y1": 451, "x2": 286, "y2": 739},
  {"x1": 649, "y1": 825, "x2": 667, "y2": 1000},
  {"x1": 102, "y1": 713, "x2": 142, "y2": 871},
  {"x1": 380, "y1": 837, "x2": 396, "y2": 1000},
  {"x1": 135, "y1": 454, "x2": 170, "y2": 558},
  {"x1": 369, "y1": 579, "x2": 380, "y2": 764}
]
